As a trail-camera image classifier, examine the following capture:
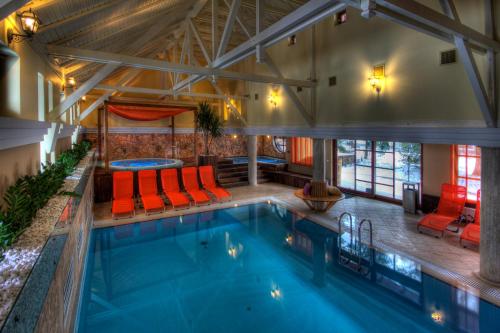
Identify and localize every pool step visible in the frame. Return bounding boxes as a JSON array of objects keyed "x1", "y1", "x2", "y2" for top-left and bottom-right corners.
[
  {"x1": 218, "y1": 170, "x2": 256, "y2": 179},
  {"x1": 216, "y1": 158, "x2": 272, "y2": 188},
  {"x1": 217, "y1": 166, "x2": 248, "y2": 174}
]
